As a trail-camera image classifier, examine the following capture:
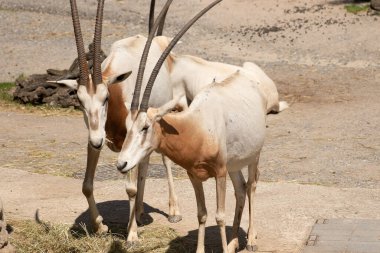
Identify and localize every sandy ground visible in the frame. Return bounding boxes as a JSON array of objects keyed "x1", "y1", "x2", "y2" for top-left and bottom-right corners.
[
  {"x1": 0, "y1": 0, "x2": 379, "y2": 252},
  {"x1": 1, "y1": 168, "x2": 379, "y2": 253}
]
